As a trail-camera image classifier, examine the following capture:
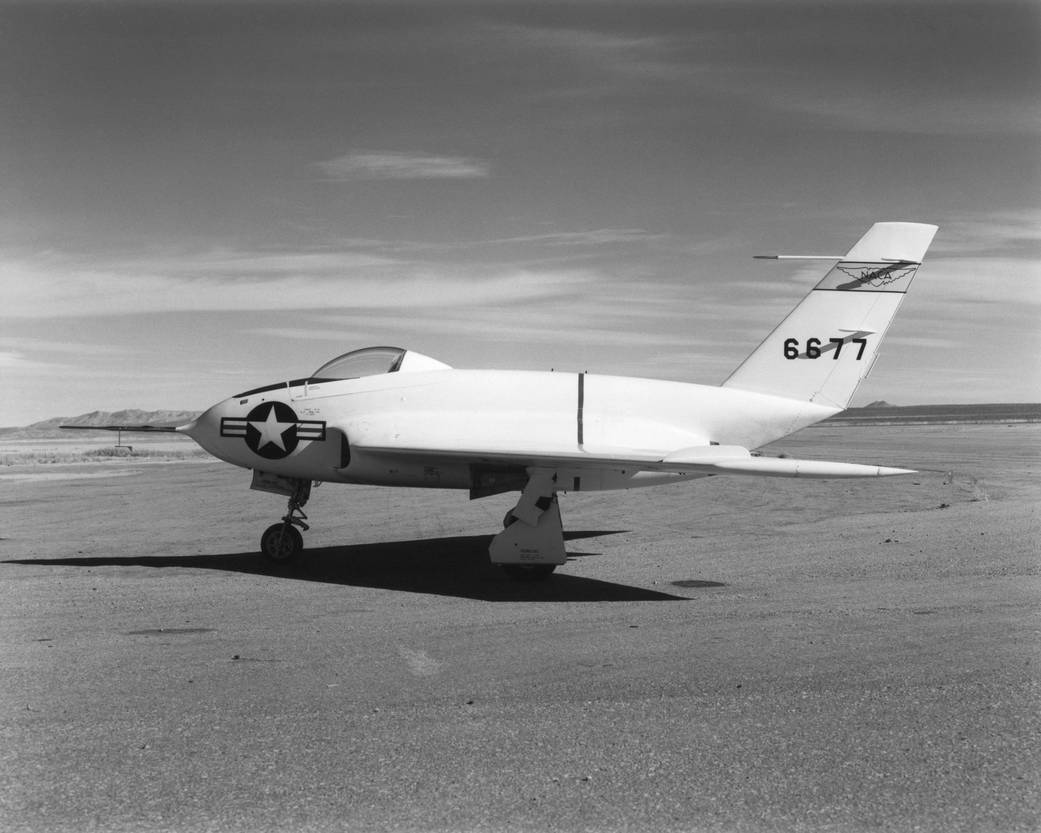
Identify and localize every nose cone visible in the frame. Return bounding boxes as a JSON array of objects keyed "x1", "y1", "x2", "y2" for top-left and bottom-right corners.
[
  {"x1": 180, "y1": 390, "x2": 341, "y2": 479},
  {"x1": 182, "y1": 399, "x2": 251, "y2": 467}
]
